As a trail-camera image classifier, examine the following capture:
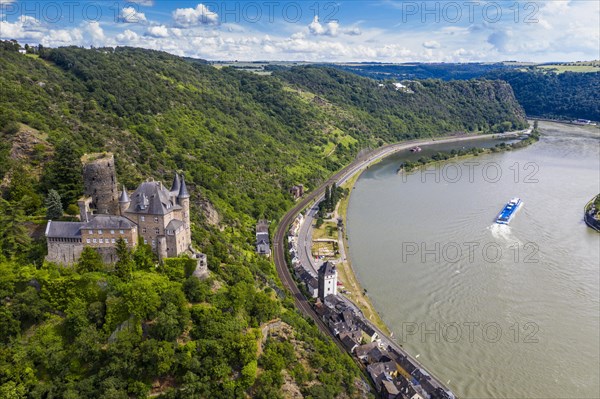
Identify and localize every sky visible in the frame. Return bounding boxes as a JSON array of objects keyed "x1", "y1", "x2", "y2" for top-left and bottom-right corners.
[{"x1": 0, "y1": 0, "x2": 599, "y2": 62}]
